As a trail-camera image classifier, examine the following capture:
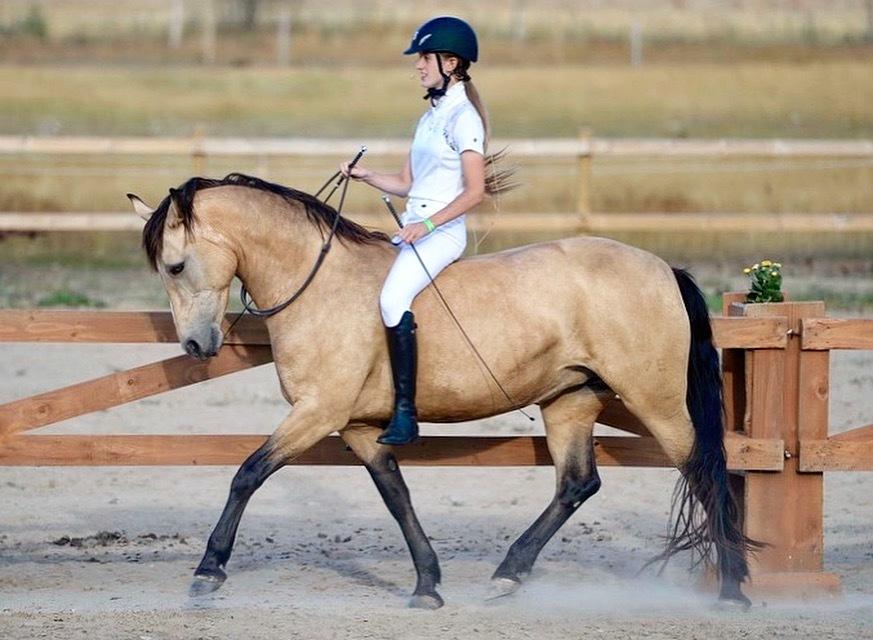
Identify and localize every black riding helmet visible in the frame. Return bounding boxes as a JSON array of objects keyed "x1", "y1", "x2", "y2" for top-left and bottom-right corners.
[
  {"x1": 403, "y1": 16, "x2": 478, "y2": 62},
  {"x1": 404, "y1": 16, "x2": 478, "y2": 102}
]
